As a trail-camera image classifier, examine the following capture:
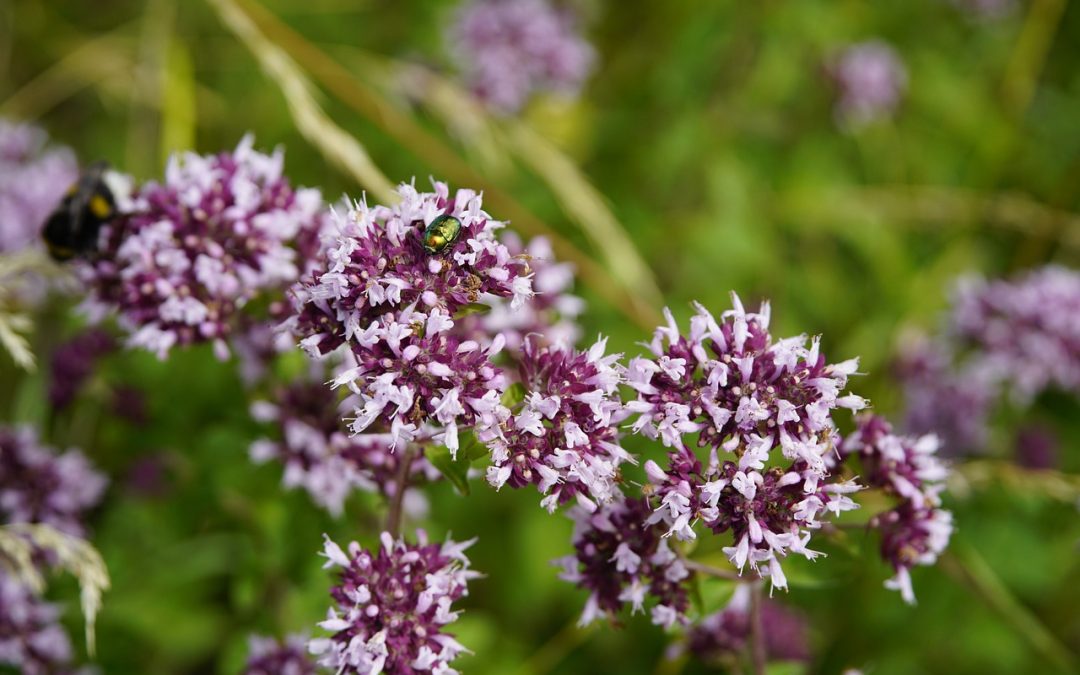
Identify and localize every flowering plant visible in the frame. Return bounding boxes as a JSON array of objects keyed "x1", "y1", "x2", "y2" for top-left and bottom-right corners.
[
  {"x1": 0, "y1": 143, "x2": 965, "y2": 671},
  {"x1": 6, "y1": 2, "x2": 1075, "y2": 668}
]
